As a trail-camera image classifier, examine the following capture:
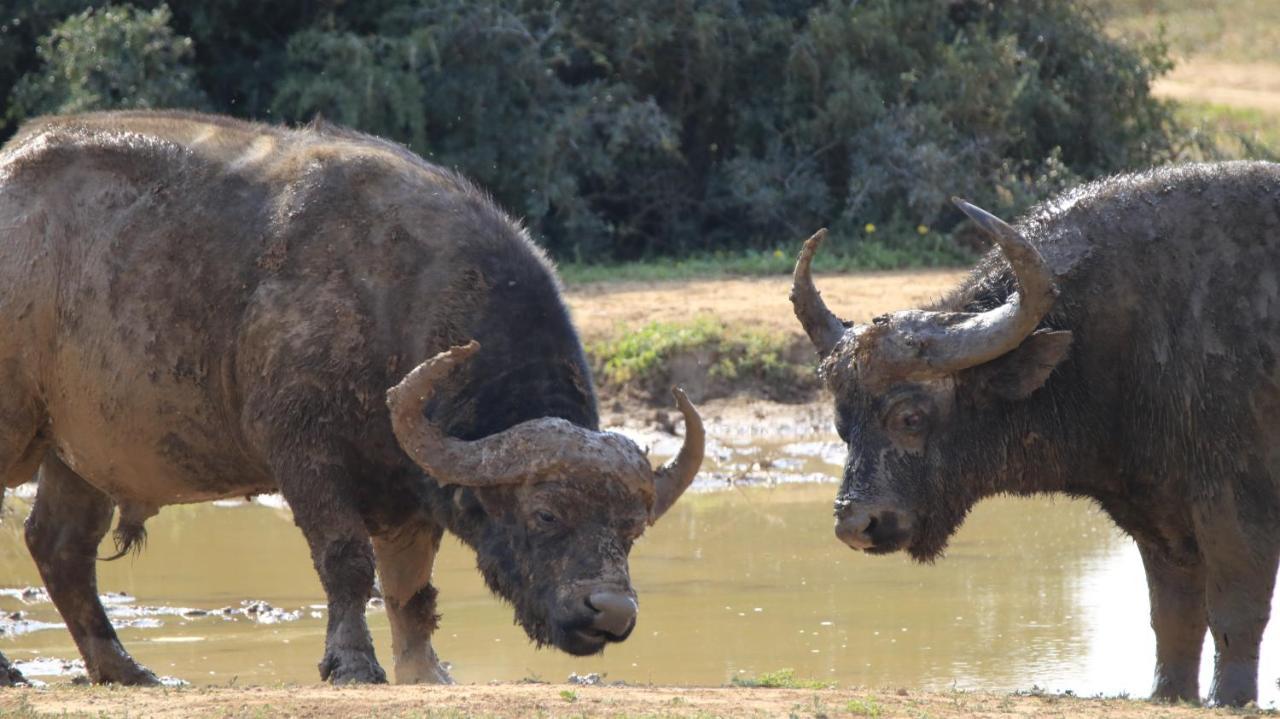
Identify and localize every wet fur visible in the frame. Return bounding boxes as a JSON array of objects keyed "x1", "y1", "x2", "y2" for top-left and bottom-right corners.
[
  {"x1": 823, "y1": 161, "x2": 1280, "y2": 704},
  {"x1": 0, "y1": 110, "x2": 642, "y2": 682}
]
